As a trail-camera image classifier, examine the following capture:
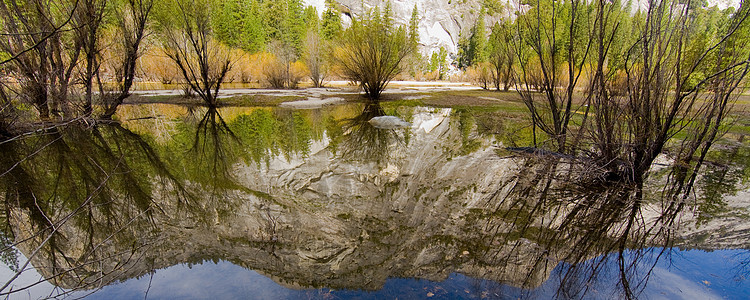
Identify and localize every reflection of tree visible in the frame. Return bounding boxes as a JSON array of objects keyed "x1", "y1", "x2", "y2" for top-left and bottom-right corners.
[
  {"x1": 1, "y1": 110, "x2": 296, "y2": 297},
  {"x1": 274, "y1": 110, "x2": 313, "y2": 161},
  {"x1": 443, "y1": 109, "x2": 484, "y2": 158},
  {"x1": 1, "y1": 105, "x2": 746, "y2": 298},
  {"x1": 174, "y1": 107, "x2": 319, "y2": 184},
  {"x1": 477, "y1": 158, "x2": 691, "y2": 299},
  {"x1": 170, "y1": 108, "x2": 295, "y2": 228},
  {"x1": 0, "y1": 123, "x2": 189, "y2": 296},
  {"x1": 695, "y1": 145, "x2": 750, "y2": 225},
  {"x1": 229, "y1": 109, "x2": 315, "y2": 168},
  {"x1": 335, "y1": 103, "x2": 405, "y2": 165},
  {"x1": 183, "y1": 107, "x2": 240, "y2": 193},
  {"x1": 232, "y1": 109, "x2": 283, "y2": 168}
]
